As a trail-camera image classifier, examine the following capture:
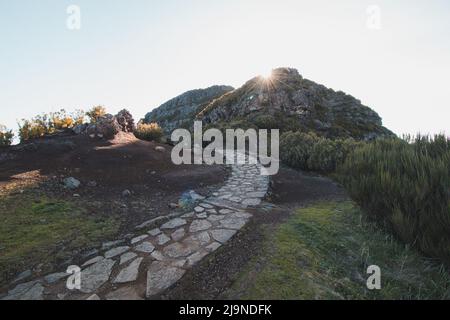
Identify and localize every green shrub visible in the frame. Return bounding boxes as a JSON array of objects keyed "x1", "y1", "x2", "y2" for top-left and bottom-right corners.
[
  {"x1": 338, "y1": 135, "x2": 450, "y2": 264},
  {"x1": 0, "y1": 125, "x2": 14, "y2": 147},
  {"x1": 280, "y1": 131, "x2": 320, "y2": 170},
  {"x1": 134, "y1": 122, "x2": 163, "y2": 142}
]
